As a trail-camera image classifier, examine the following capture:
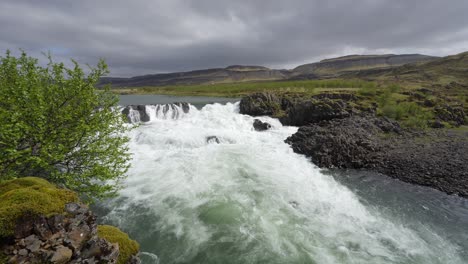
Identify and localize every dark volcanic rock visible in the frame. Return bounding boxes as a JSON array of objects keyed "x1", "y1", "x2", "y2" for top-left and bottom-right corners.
[
  {"x1": 434, "y1": 104, "x2": 466, "y2": 126},
  {"x1": 378, "y1": 133, "x2": 468, "y2": 197},
  {"x1": 285, "y1": 116, "x2": 395, "y2": 168},
  {"x1": 253, "y1": 119, "x2": 271, "y2": 131},
  {"x1": 239, "y1": 92, "x2": 281, "y2": 116},
  {"x1": 285, "y1": 115, "x2": 468, "y2": 197},
  {"x1": 240, "y1": 92, "x2": 354, "y2": 126},
  {"x1": 279, "y1": 98, "x2": 350, "y2": 126}
]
